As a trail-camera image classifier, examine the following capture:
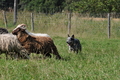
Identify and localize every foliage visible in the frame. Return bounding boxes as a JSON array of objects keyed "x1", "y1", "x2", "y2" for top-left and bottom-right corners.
[
  {"x1": 0, "y1": 0, "x2": 14, "y2": 10},
  {"x1": 19, "y1": 0, "x2": 65, "y2": 13},
  {"x1": 1, "y1": 0, "x2": 120, "y2": 14},
  {"x1": 71, "y1": 0, "x2": 120, "y2": 13}
]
